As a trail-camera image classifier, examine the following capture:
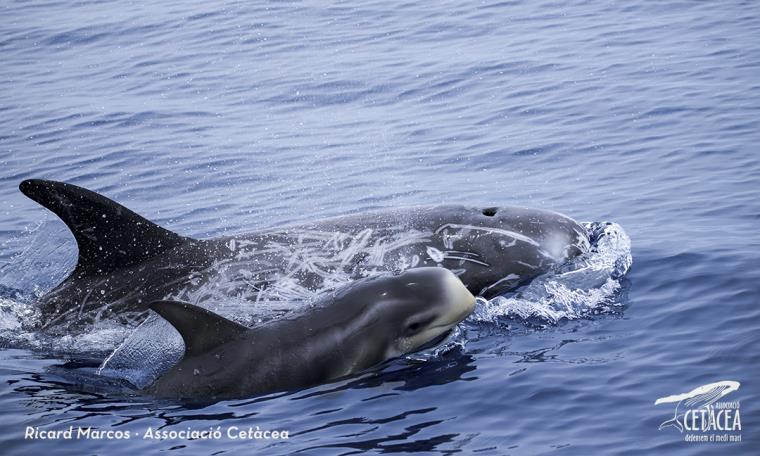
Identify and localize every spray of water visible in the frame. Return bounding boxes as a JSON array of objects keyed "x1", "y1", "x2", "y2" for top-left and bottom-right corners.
[{"x1": 470, "y1": 221, "x2": 632, "y2": 326}]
